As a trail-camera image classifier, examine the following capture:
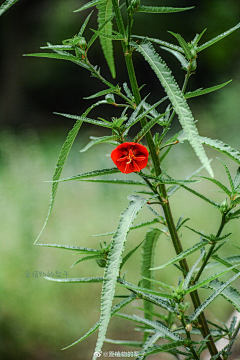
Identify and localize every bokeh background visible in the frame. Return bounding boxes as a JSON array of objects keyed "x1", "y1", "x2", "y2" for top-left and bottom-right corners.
[{"x1": 1, "y1": 0, "x2": 240, "y2": 359}]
